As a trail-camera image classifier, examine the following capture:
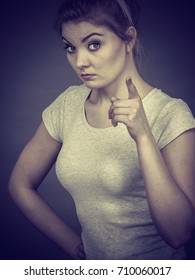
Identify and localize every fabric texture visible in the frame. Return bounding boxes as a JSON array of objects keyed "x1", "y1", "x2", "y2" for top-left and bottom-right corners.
[{"x1": 42, "y1": 84, "x2": 195, "y2": 259}]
